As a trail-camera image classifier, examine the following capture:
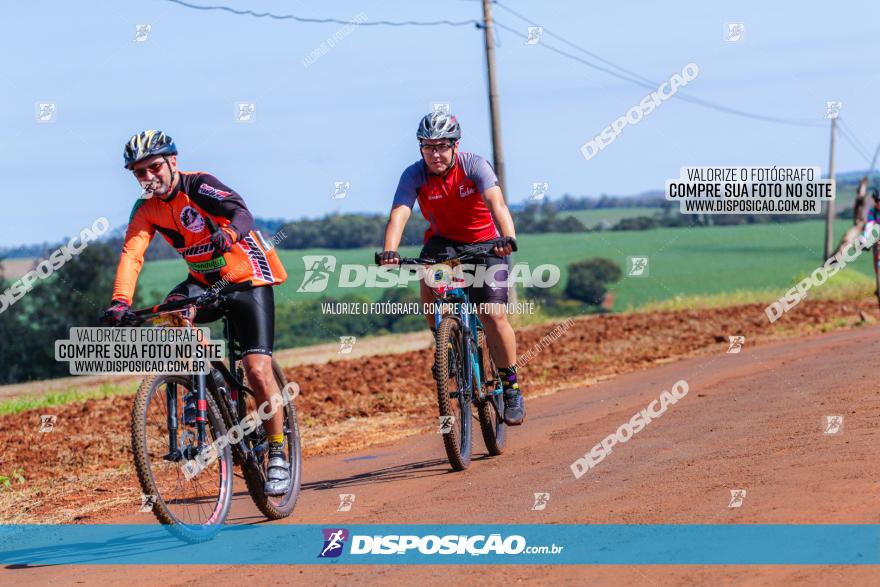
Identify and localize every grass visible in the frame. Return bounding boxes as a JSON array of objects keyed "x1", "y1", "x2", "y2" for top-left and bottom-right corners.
[
  {"x1": 0, "y1": 381, "x2": 139, "y2": 416},
  {"x1": 136, "y1": 219, "x2": 876, "y2": 312},
  {"x1": 637, "y1": 269, "x2": 875, "y2": 312},
  {"x1": 560, "y1": 207, "x2": 659, "y2": 227},
  {"x1": 0, "y1": 469, "x2": 25, "y2": 492}
]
